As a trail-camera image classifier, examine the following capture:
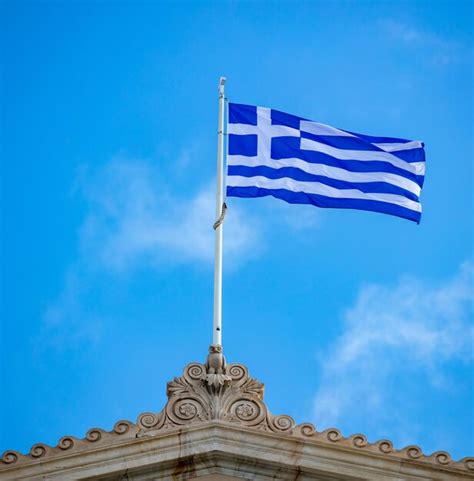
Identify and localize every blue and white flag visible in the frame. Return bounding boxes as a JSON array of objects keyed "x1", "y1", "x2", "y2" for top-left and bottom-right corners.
[{"x1": 226, "y1": 103, "x2": 425, "y2": 223}]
